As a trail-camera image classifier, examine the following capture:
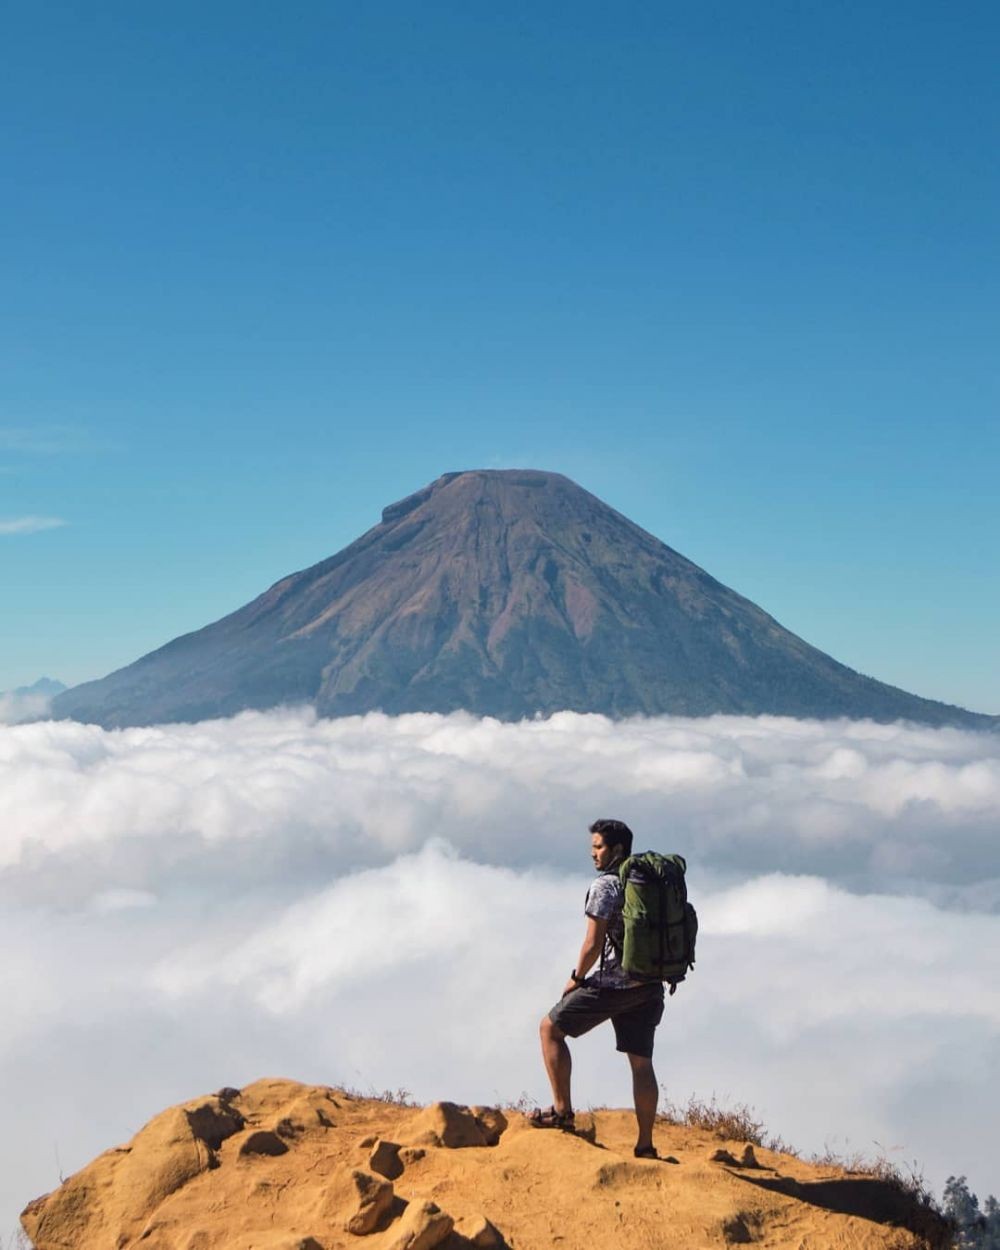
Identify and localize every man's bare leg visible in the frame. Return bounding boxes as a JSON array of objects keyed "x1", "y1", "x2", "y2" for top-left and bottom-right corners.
[
  {"x1": 628, "y1": 1053, "x2": 658, "y2": 1152},
  {"x1": 539, "y1": 1015, "x2": 573, "y2": 1114}
]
